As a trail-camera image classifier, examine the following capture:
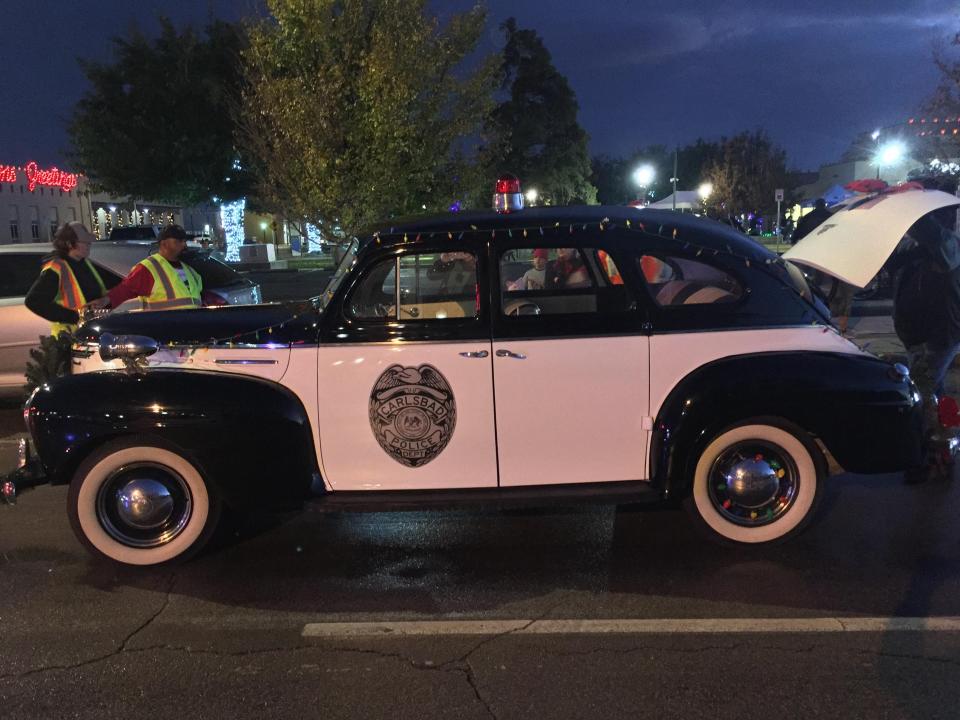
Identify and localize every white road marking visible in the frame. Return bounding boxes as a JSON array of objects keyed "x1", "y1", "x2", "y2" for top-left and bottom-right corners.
[{"x1": 302, "y1": 617, "x2": 960, "y2": 638}]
